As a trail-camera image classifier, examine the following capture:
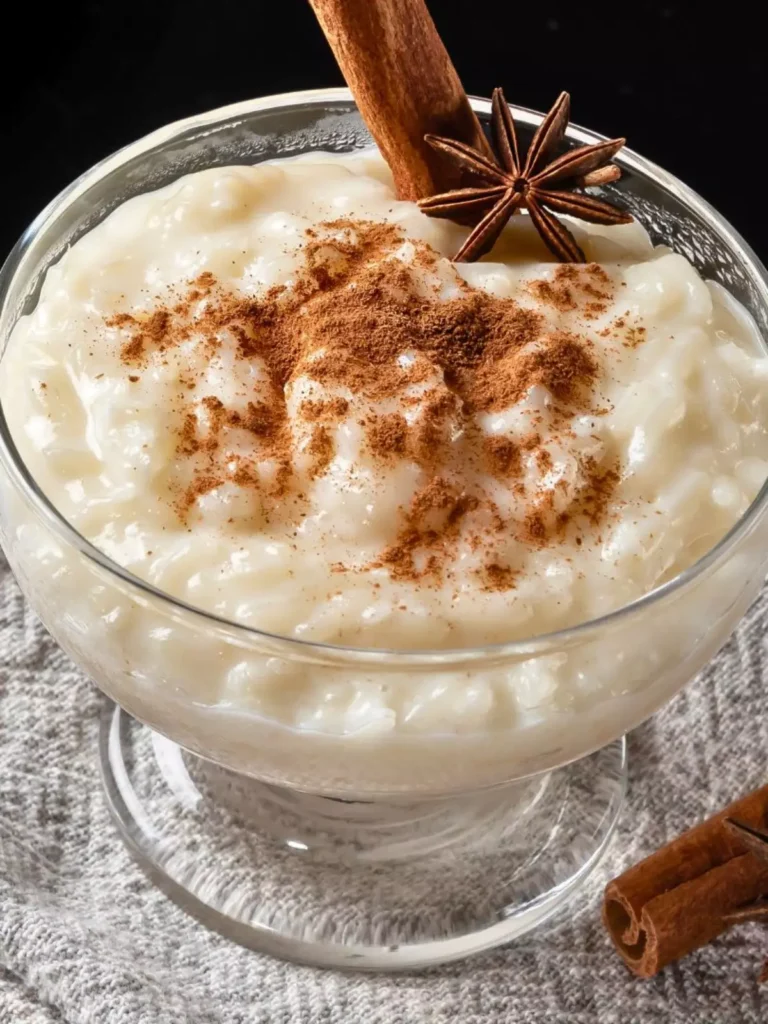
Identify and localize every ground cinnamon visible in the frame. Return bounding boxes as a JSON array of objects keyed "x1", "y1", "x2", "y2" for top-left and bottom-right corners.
[
  {"x1": 603, "y1": 784, "x2": 768, "y2": 978},
  {"x1": 107, "y1": 218, "x2": 618, "y2": 582}
]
